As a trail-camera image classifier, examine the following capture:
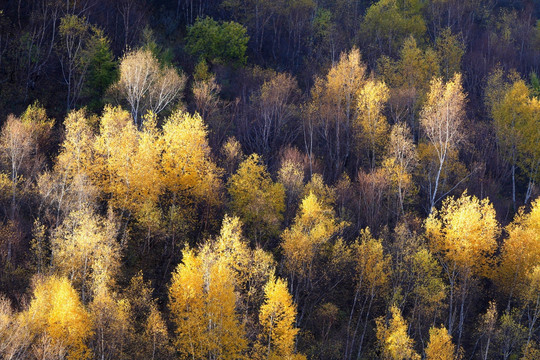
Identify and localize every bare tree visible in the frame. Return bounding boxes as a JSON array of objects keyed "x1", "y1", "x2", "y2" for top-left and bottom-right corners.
[
  {"x1": 114, "y1": 48, "x2": 186, "y2": 126},
  {"x1": 248, "y1": 72, "x2": 300, "y2": 159}
]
